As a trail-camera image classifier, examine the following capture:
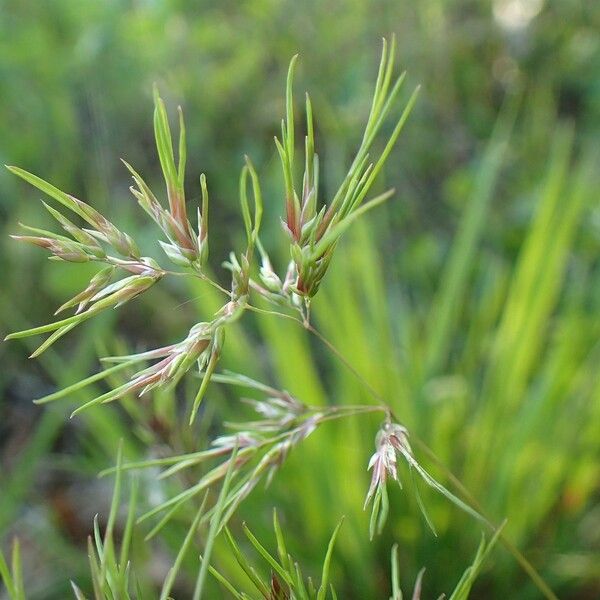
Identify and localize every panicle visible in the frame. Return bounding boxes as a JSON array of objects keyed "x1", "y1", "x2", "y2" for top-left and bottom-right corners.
[
  {"x1": 123, "y1": 91, "x2": 210, "y2": 272},
  {"x1": 244, "y1": 37, "x2": 418, "y2": 323}
]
